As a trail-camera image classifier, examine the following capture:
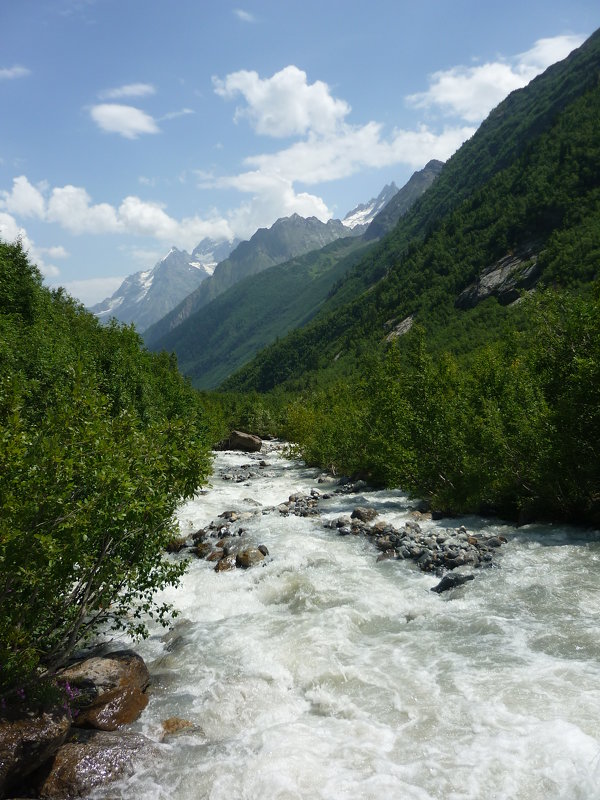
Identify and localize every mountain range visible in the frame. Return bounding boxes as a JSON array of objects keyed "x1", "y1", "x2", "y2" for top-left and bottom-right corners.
[
  {"x1": 91, "y1": 173, "x2": 432, "y2": 340},
  {"x1": 142, "y1": 214, "x2": 353, "y2": 348},
  {"x1": 89, "y1": 238, "x2": 237, "y2": 332},
  {"x1": 142, "y1": 162, "x2": 445, "y2": 386}
]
